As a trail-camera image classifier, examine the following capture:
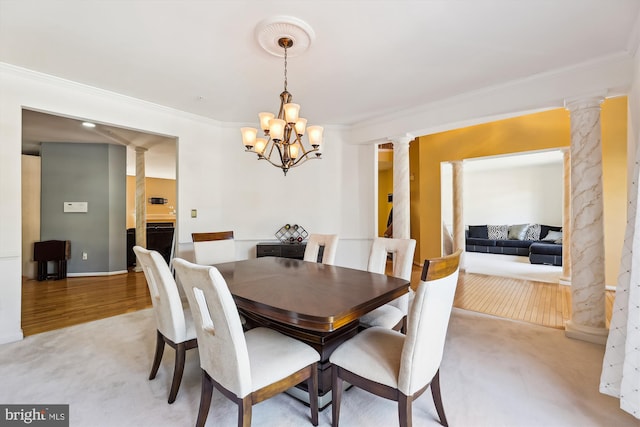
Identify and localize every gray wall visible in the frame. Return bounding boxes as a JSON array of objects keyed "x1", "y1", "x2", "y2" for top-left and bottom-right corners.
[{"x1": 40, "y1": 142, "x2": 126, "y2": 274}]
